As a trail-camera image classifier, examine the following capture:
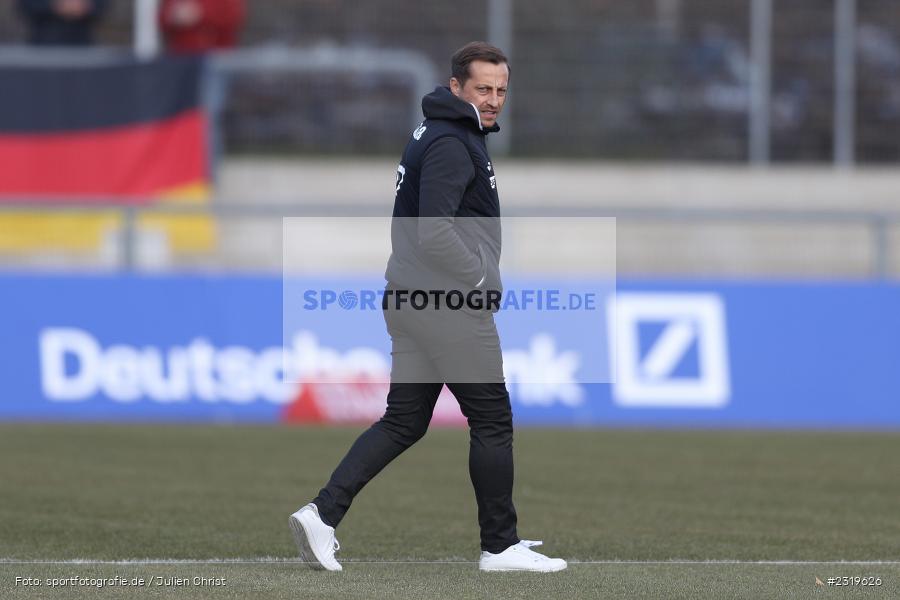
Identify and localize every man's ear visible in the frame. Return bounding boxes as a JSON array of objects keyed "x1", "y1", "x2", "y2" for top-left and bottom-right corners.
[{"x1": 449, "y1": 77, "x2": 461, "y2": 96}]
